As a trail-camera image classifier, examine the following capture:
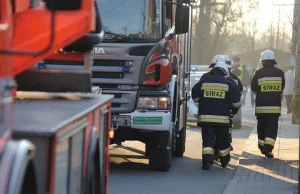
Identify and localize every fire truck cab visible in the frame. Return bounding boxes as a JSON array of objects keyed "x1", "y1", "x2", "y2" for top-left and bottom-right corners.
[
  {"x1": 30, "y1": 0, "x2": 195, "y2": 172},
  {"x1": 92, "y1": 0, "x2": 194, "y2": 171}
]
